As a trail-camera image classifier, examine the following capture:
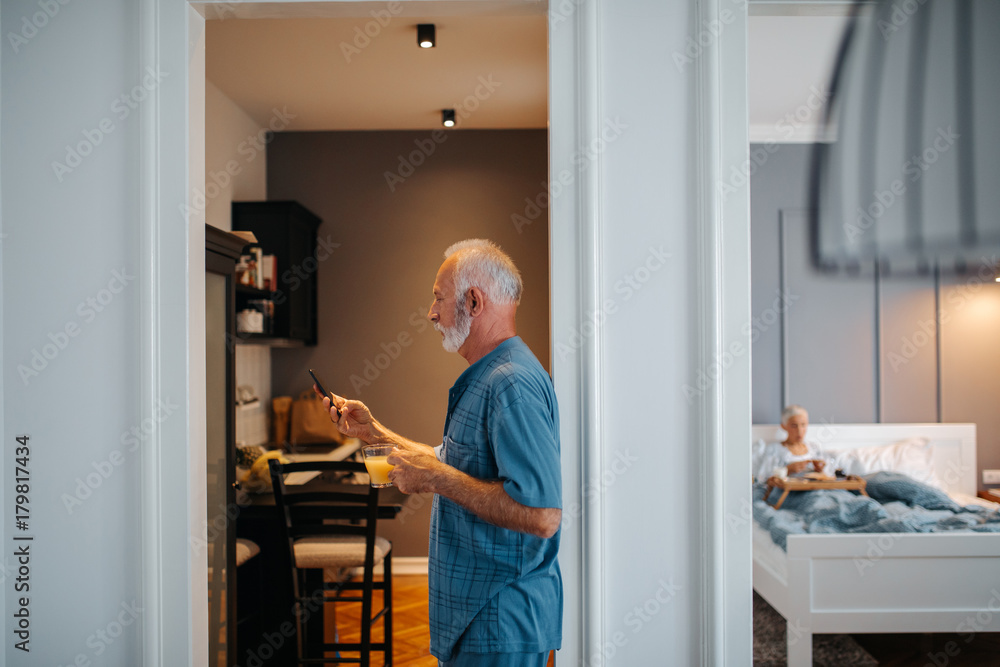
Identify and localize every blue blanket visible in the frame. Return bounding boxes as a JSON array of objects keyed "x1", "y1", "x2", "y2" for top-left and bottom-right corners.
[{"x1": 753, "y1": 472, "x2": 1000, "y2": 550}]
